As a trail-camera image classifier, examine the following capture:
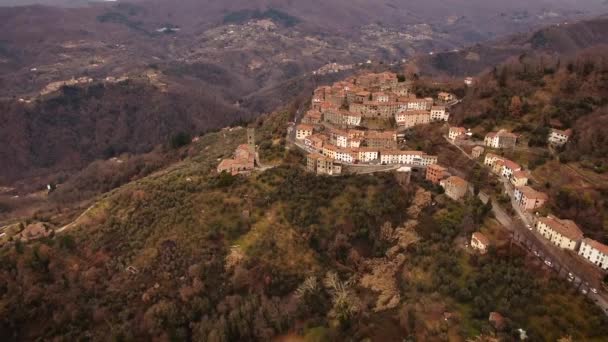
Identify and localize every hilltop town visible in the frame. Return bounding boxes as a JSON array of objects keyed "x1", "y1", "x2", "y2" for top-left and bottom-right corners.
[{"x1": 291, "y1": 72, "x2": 456, "y2": 176}]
